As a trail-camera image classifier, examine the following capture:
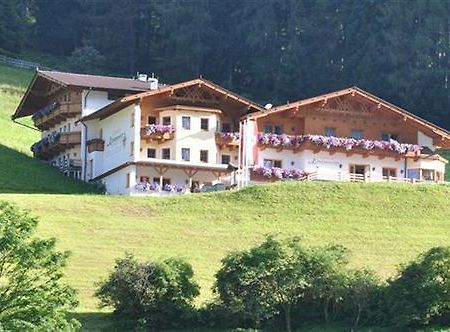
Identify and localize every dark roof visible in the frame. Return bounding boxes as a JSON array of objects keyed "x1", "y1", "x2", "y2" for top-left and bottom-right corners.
[
  {"x1": 12, "y1": 70, "x2": 151, "y2": 119},
  {"x1": 38, "y1": 70, "x2": 151, "y2": 91}
]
